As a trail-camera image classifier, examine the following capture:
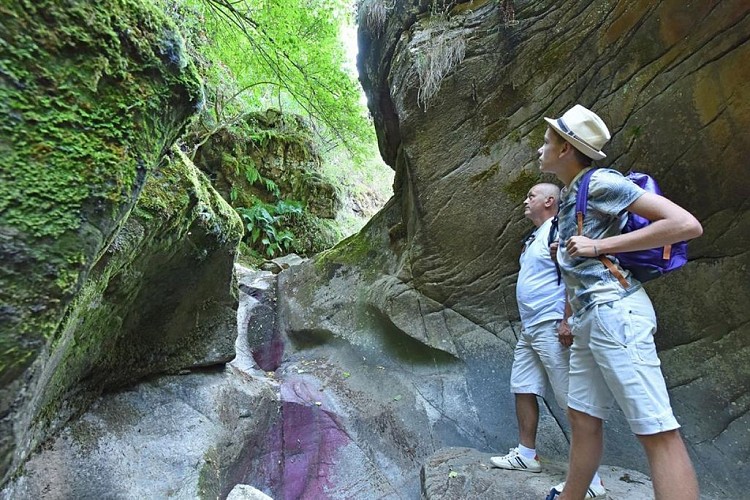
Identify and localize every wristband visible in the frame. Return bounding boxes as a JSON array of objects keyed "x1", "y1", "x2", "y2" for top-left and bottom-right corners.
[{"x1": 593, "y1": 245, "x2": 598, "y2": 257}]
